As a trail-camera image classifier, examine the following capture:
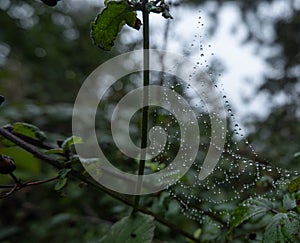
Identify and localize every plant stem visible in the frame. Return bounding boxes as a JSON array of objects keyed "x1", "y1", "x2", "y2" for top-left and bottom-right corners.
[{"x1": 133, "y1": 0, "x2": 150, "y2": 213}]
